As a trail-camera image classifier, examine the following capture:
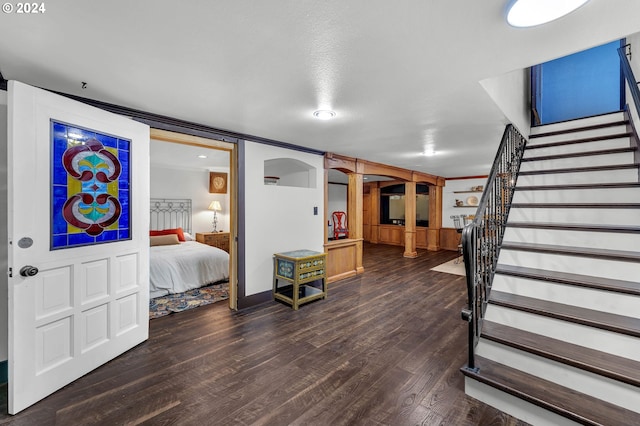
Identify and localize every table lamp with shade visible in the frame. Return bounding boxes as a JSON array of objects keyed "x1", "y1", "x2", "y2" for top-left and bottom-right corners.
[{"x1": 208, "y1": 201, "x2": 222, "y2": 232}]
